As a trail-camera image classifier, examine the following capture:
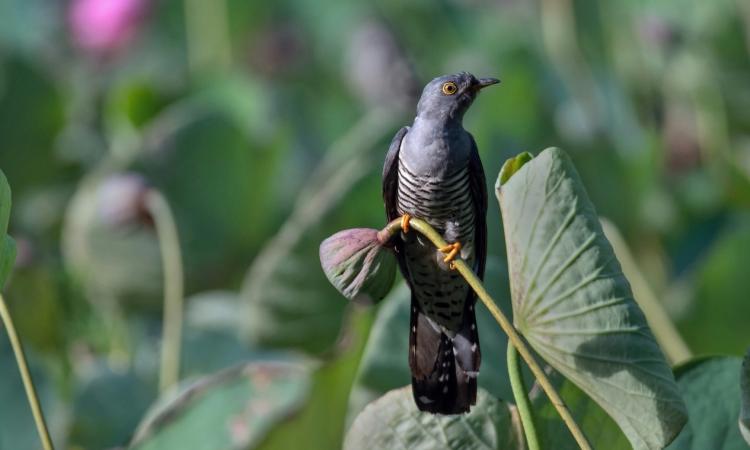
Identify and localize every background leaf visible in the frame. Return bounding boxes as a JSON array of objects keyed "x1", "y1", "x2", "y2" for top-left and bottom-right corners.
[
  {"x1": 673, "y1": 219, "x2": 750, "y2": 356},
  {"x1": 0, "y1": 169, "x2": 14, "y2": 289},
  {"x1": 0, "y1": 340, "x2": 64, "y2": 450},
  {"x1": 344, "y1": 386, "x2": 524, "y2": 450},
  {"x1": 135, "y1": 103, "x2": 282, "y2": 289},
  {"x1": 129, "y1": 361, "x2": 311, "y2": 450},
  {"x1": 497, "y1": 148, "x2": 687, "y2": 449},
  {"x1": 0, "y1": 57, "x2": 66, "y2": 198},
  {"x1": 666, "y1": 357, "x2": 747, "y2": 450},
  {"x1": 69, "y1": 366, "x2": 156, "y2": 449},
  {"x1": 0, "y1": 170, "x2": 10, "y2": 237},
  {"x1": 257, "y1": 308, "x2": 373, "y2": 450},
  {"x1": 0, "y1": 237, "x2": 14, "y2": 291}
]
